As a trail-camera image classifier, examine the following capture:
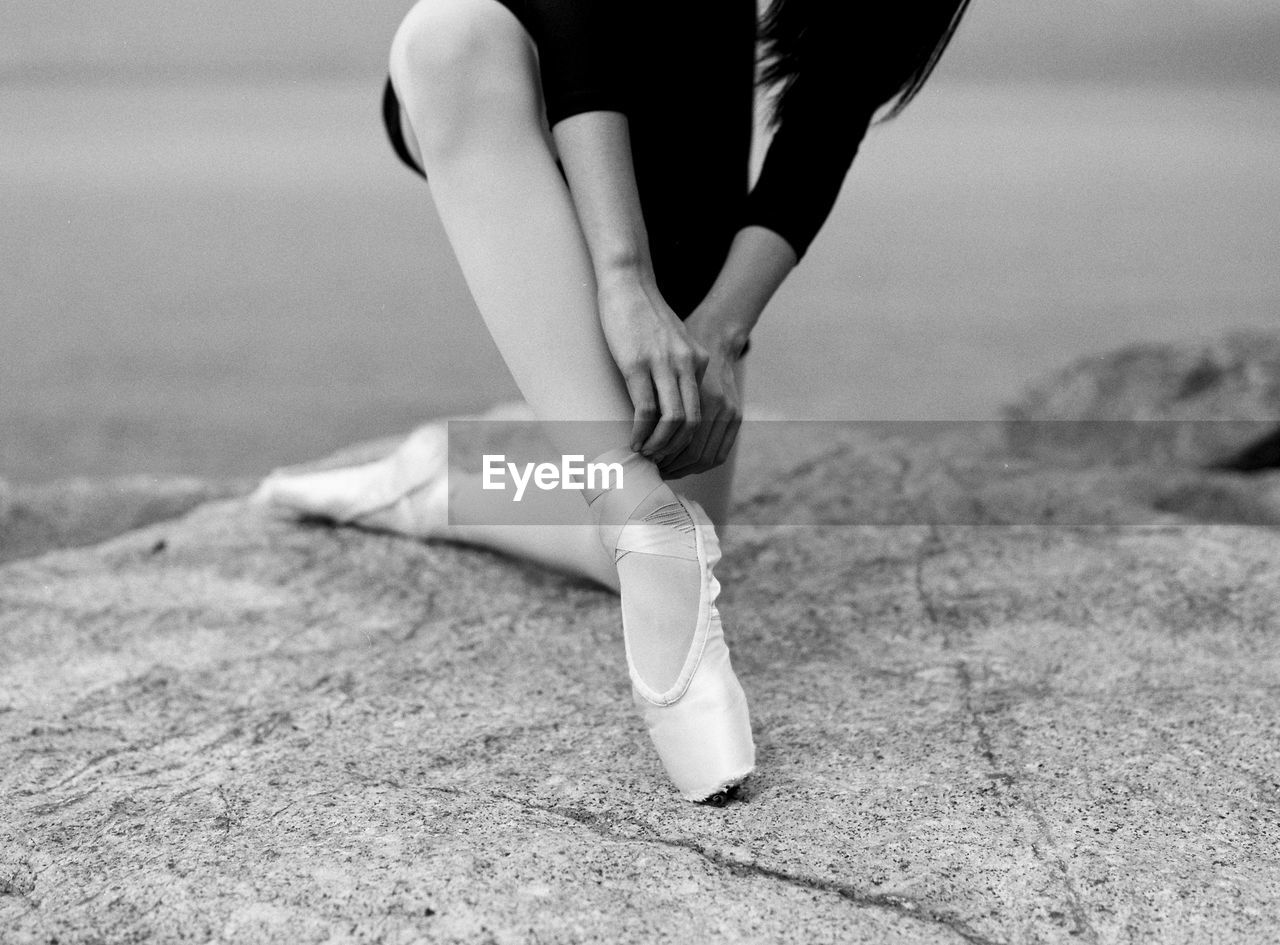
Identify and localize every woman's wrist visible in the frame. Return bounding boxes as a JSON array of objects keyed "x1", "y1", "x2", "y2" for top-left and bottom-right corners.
[
  {"x1": 717, "y1": 323, "x2": 752, "y2": 359},
  {"x1": 595, "y1": 256, "x2": 658, "y2": 298},
  {"x1": 683, "y1": 226, "x2": 795, "y2": 355},
  {"x1": 685, "y1": 304, "x2": 753, "y2": 359},
  {"x1": 551, "y1": 112, "x2": 665, "y2": 305}
]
